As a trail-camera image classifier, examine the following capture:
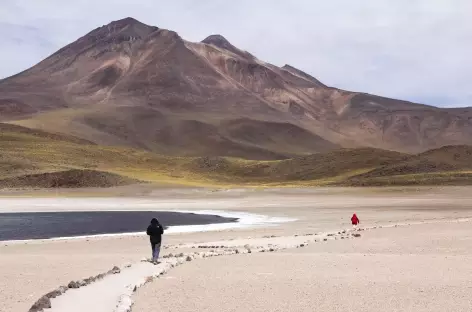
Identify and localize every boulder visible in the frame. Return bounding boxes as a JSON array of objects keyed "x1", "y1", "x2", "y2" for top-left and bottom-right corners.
[
  {"x1": 84, "y1": 277, "x2": 95, "y2": 285},
  {"x1": 44, "y1": 285, "x2": 67, "y2": 299},
  {"x1": 96, "y1": 273, "x2": 107, "y2": 280},
  {"x1": 29, "y1": 296, "x2": 51, "y2": 312},
  {"x1": 67, "y1": 281, "x2": 80, "y2": 289}
]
